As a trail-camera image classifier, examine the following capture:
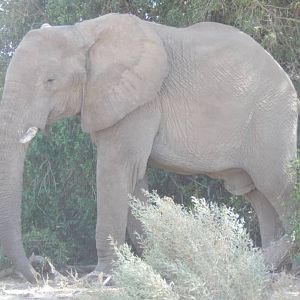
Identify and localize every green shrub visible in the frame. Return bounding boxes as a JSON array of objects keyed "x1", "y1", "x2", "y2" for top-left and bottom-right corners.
[
  {"x1": 100, "y1": 192, "x2": 270, "y2": 300},
  {"x1": 288, "y1": 156, "x2": 300, "y2": 253},
  {"x1": 0, "y1": 249, "x2": 11, "y2": 270},
  {"x1": 22, "y1": 118, "x2": 97, "y2": 267},
  {"x1": 22, "y1": 227, "x2": 69, "y2": 267}
]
